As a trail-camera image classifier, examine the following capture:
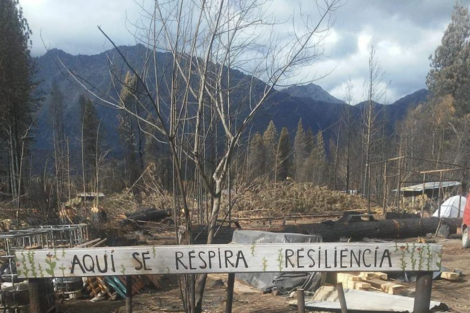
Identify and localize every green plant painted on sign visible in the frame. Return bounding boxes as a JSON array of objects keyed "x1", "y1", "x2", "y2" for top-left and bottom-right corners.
[
  {"x1": 38, "y1": 263, "x2": 44, "y2": 278},
  {"x1": 28, "y1": 250, "x2": 37, "y2": 278},
  {"x1": 417, "y1": 246, "x2": 424, "y2": 271},
  {"x1": 250, "y1": 244, "x2": 256, "y2": 257},
  {"x1": 399, "y1": 245, "x2": 407, "y2": 271},
  {"x1": 410, "y1": 243, "x2": 417, "y2": 270},
  {"x1": 152, "y1": 246, "x2": 157, "y2": 258},
  {"x1": 426, "y1": 244, "x2": 432, "y2": 271},
  {"x1": 18, "y1": 251, "x2": 29, "y2": 278},
  {"x1": 262, "y1": 257, "x2": 268, "y2": 271},
  {"x1": 53, "y1": 247, "x2": 59, "y2": 260},
  {"x1": 277, "y1": 249, "x2": 284, "y2": 272},
  {"x1": 59, "y1": 264, "x2": 67, "y2": 277},
  {"x1": 62, "y1": 248, "x2": 66, "y2": 258},
  {"x1": 121, "y1": 264, "x2": 126, "y2": 275},
  {"x1": 45, "y1": 253, "x2": 57, "y2": 276}
]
